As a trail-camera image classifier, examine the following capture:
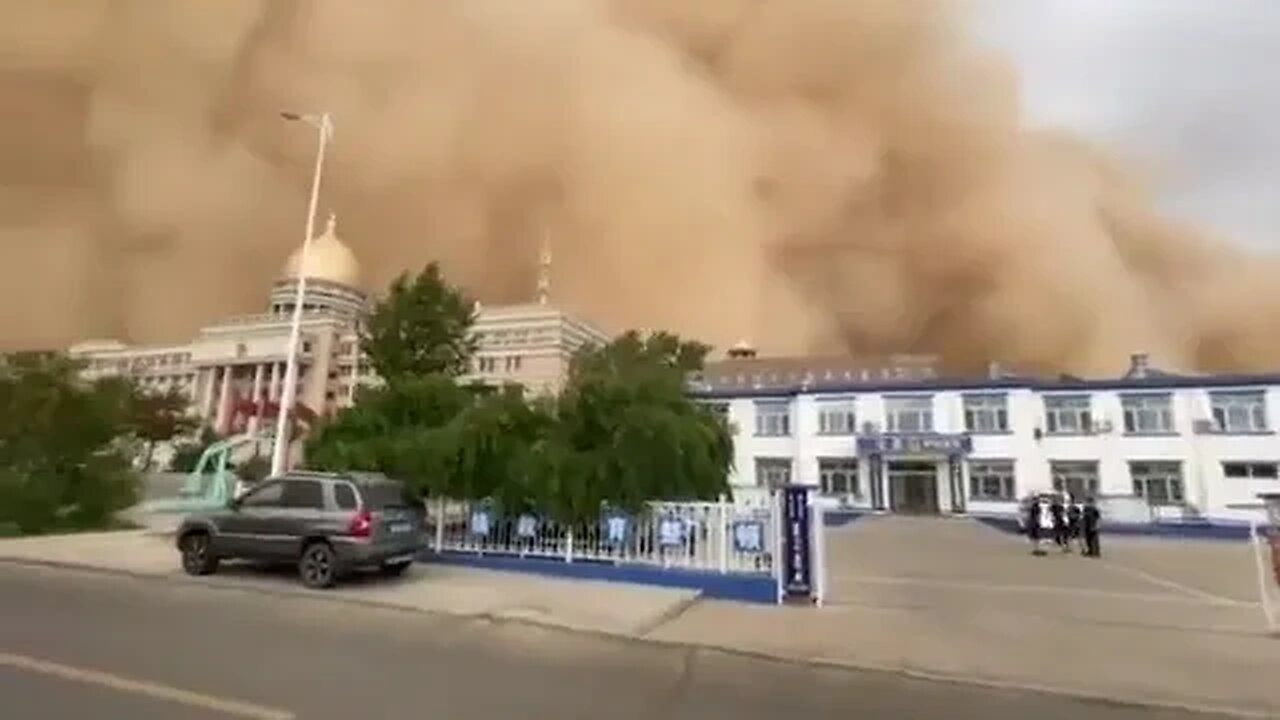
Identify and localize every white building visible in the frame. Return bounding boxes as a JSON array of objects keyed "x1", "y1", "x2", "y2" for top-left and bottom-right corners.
[
  {"x1": 691, "y1": 347, "x2": 1280, "y2": 525},
  {"x1": 70, "y1": 214, "x2": 608, "y2": 447}
]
